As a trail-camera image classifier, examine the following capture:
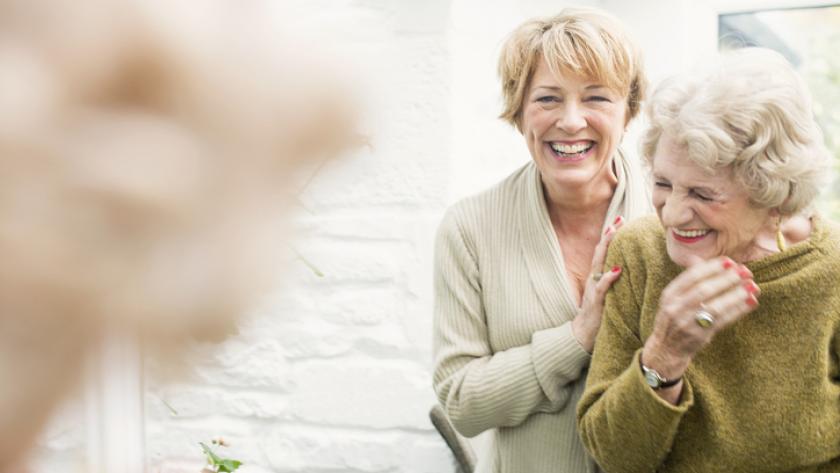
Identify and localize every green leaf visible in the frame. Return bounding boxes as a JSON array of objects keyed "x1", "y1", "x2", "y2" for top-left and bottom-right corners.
[
  {"x1": 218, "y1": 459, "x2": 243, "y2": 472},
  {"x1": 199, "y1": 442, "x2": 243, "y2": 472},
  {"x1": 200, "y1": 442, "x2": 223, "y2": 466}
]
